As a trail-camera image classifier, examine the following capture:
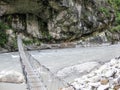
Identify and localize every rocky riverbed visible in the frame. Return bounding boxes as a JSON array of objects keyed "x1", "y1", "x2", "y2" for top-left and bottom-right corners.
[
  {"x1": 71, "y1": 57, "x2": 120, "y2": 90},
  {"x1": 0, "y1": 44, "x2": 120, "y2": 90}
]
